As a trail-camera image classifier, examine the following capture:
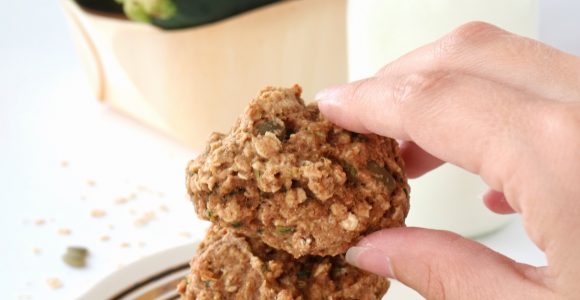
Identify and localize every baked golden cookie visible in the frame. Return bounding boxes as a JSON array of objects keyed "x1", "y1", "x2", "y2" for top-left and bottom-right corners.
[
  {"x1": 178, "y1": 226, "x2": 389, "y2": 300},
  {"x1": 186, "y1": 85, "x2": 409, "y2": 257}
]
